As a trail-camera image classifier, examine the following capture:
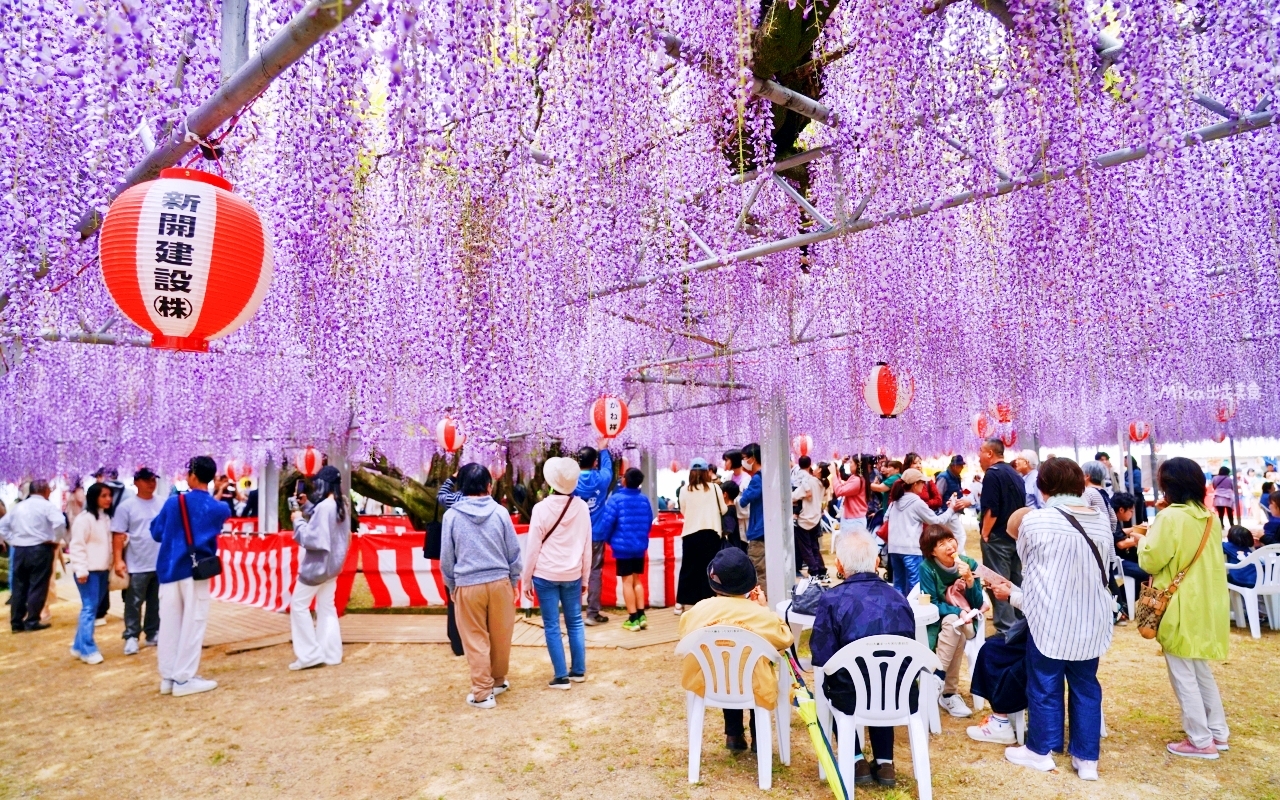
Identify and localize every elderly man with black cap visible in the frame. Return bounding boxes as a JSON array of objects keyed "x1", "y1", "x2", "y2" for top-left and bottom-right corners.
[
  {"x1": 289, "y1": 465, "x2": 352, "y2": 671},
  {"x1": 112, "y1": 467, "x2": 164, "y2": 655},
  {"x1": 677, "y1": 548, "x2": 793, "y2": 752}
]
